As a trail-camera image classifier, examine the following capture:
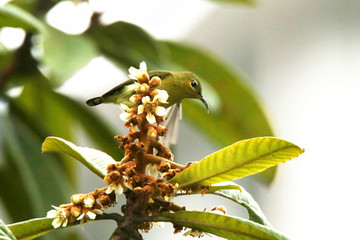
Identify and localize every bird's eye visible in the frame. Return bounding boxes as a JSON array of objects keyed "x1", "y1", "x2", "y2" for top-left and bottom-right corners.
[{"x1": 191, "y1": 80, "x2": 197, "y2": 88}]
